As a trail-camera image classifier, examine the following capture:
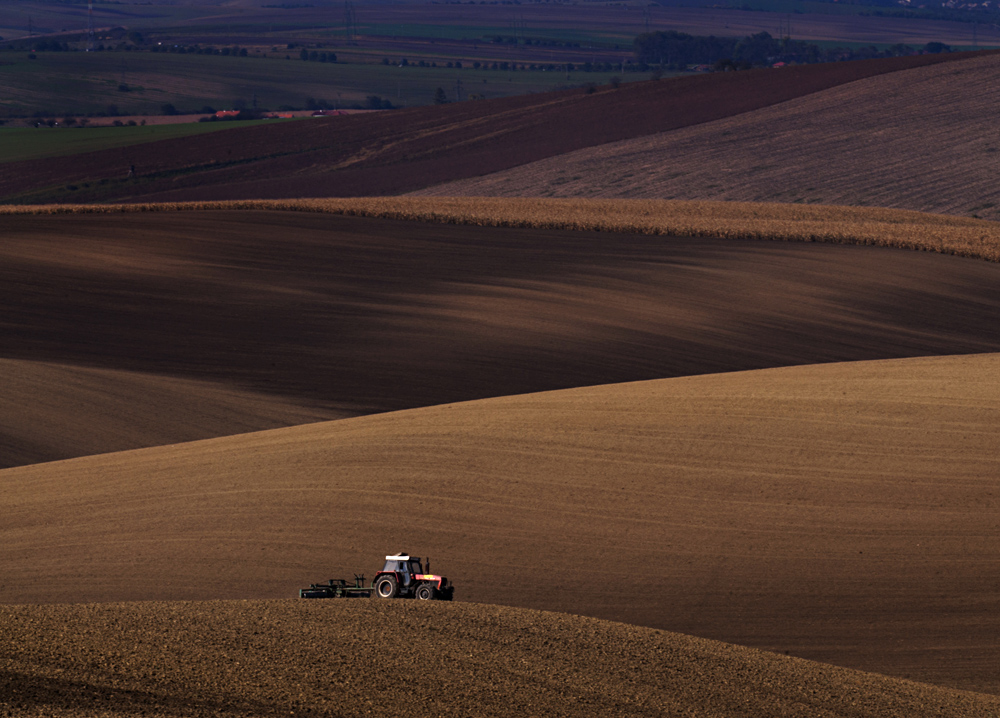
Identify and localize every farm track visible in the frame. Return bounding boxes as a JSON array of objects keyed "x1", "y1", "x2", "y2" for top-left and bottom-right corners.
[
  {"x1": 0, "y1": 51, "x2": 989, "y2": 205},
  {"x1": 423, "y1": 53, "x2": 1000, "y2": 219}
]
